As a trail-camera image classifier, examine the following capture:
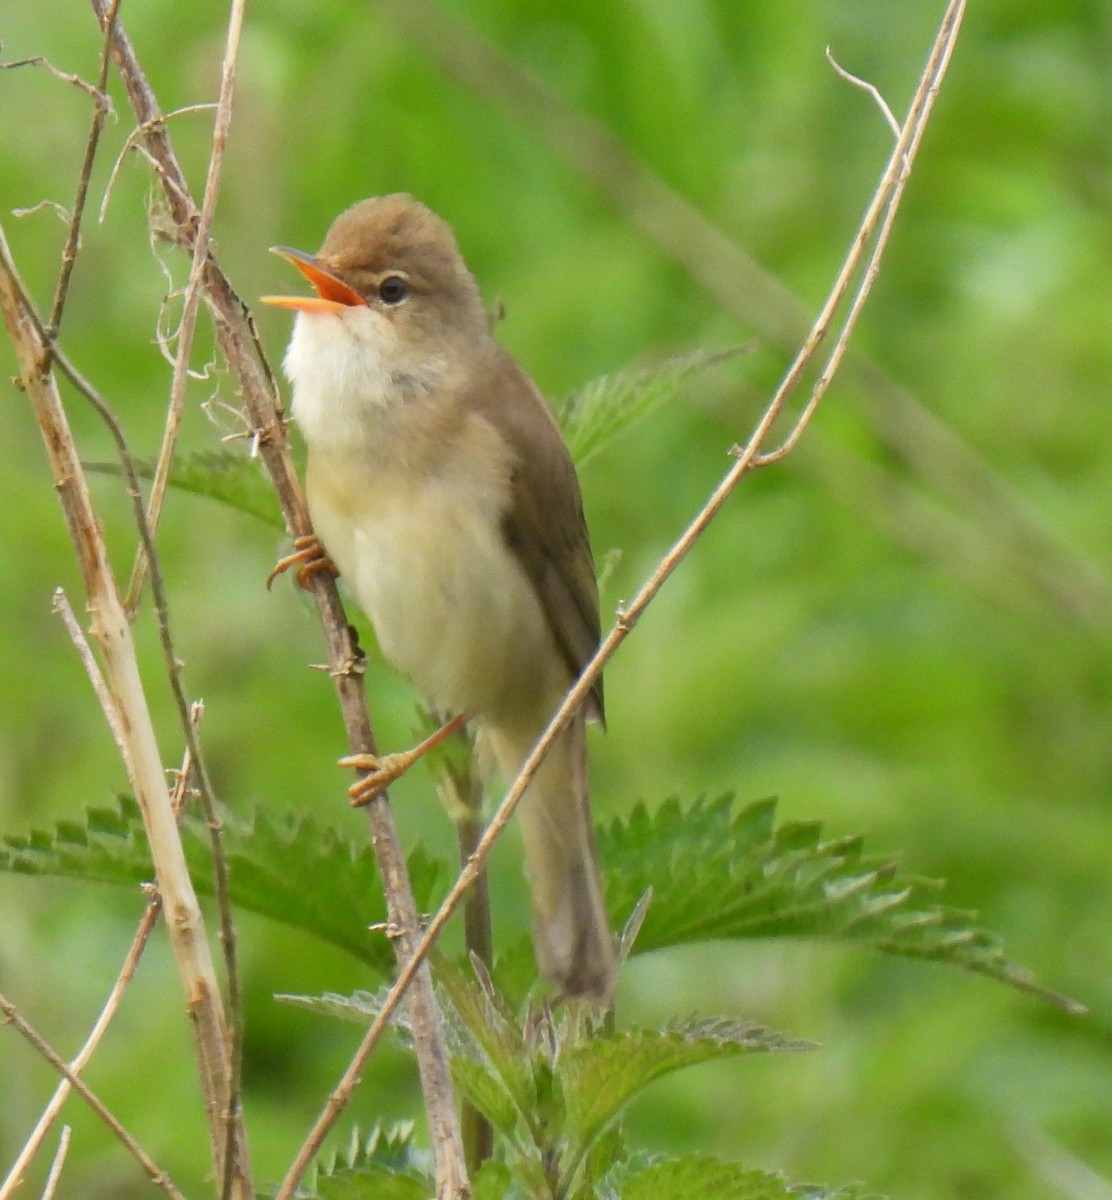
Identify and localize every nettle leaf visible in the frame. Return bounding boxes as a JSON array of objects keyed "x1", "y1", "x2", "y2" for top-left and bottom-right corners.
[
  {"x1": 600, "y1": 796, "x2": 1082, "y2": 1011},
  {"x1": 557, "y1": 347, "x2": 749, "y2": 467},
  {"x1": 312, "y1": 1168, "x2": 429, "y2": 1200},
  {"x1": 0, "y1": 798, "x2": 447, "y2": 977},
  {"x1": 436, "y1": 958, "x2": 540, "y2": 1128},
  {"x1": 471, "y1": 1159, "x2": 525, "y2": 1200},
  {"x1": 609, "y1": 1155, "x2": 885, "y2": 1200},
  {"x1": 562, "y1": 1018, "x2": 813, "y2": 1154},
  {"x1": 316, "y1": 1123, "x2": 420, "y2": 1180},
  {"x1": 86, "y1": 450, "x2": 285, "y2": 529}
]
